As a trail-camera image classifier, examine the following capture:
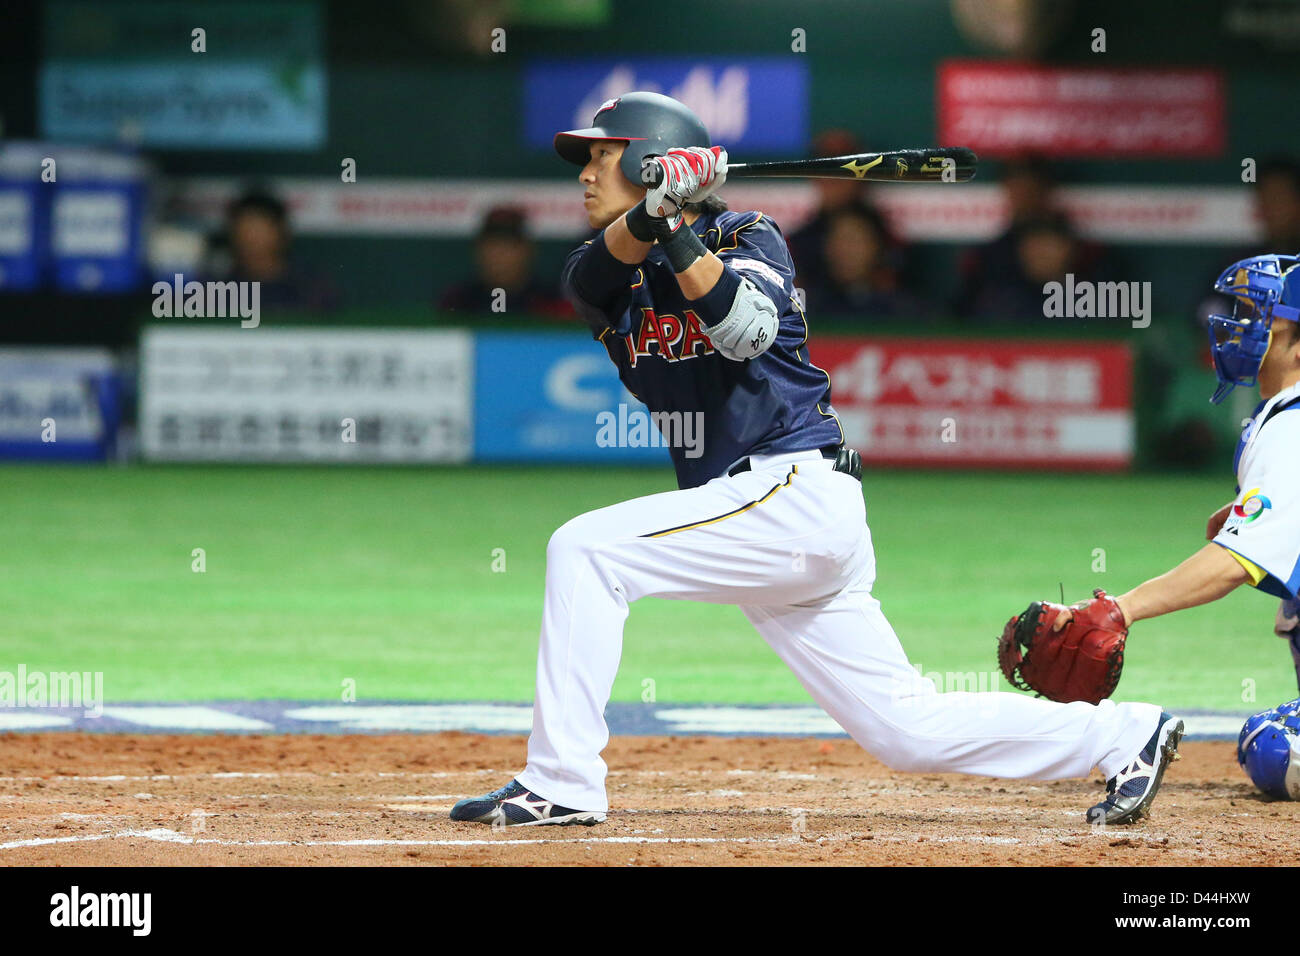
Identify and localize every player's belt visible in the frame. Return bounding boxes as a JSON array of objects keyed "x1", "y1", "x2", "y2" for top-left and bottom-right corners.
[{"x1": 727, "y1": 444, "x2": 861, "y2": 481}]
